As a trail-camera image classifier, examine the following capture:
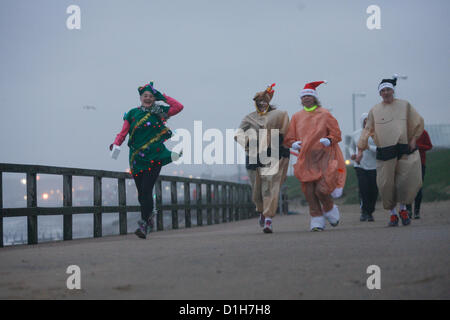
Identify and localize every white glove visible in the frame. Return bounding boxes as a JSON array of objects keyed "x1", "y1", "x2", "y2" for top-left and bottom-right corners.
[
  {"x1": 292, "y1": 141, "x2": 302, "y2": 151},
  {"x1": 331, "y1": 188, "x2": 343, "y2": 199},
  {"x1": 110, "y1": 145, "x2": 121, "y2": 160},
  {"x1": 320, "y1": 138, "x2": 331, "y2": 147}
]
